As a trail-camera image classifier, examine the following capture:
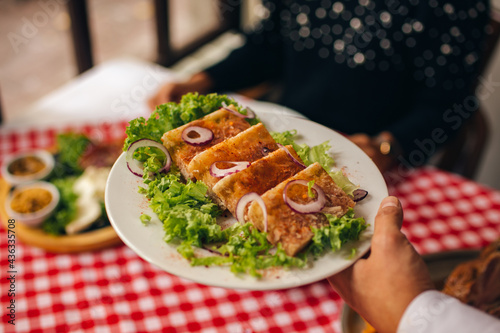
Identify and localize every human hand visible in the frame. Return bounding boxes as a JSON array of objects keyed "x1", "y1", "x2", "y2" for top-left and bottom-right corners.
[
  {"x1": 327, "y1": 196, "x2": 434, "y2": 333},
  {"x1": 349, "y1": 132, "x2": 399, "y2": 173},
  {"x1": 147, "y1": 72, "x2": 214, "y2": 110}
]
